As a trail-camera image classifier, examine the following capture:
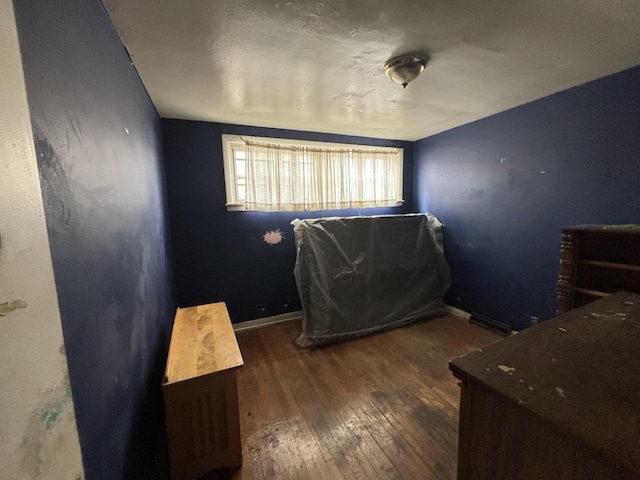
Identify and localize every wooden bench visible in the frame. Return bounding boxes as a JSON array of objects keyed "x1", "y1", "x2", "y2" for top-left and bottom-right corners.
[{"x1": 162, "y1": 302, "x2": 244, "y2": 479}]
